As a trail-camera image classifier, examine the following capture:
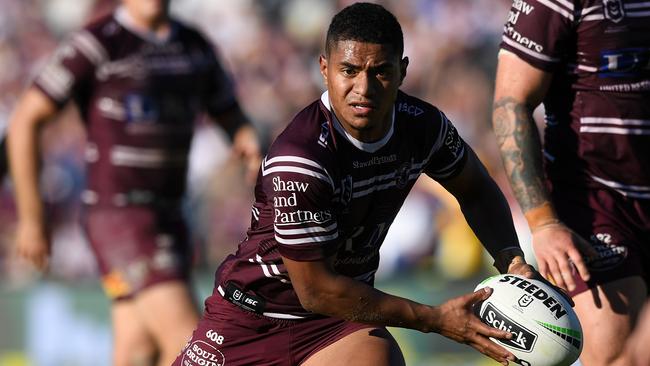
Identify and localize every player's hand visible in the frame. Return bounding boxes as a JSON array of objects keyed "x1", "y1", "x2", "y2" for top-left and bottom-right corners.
[
  {"x1": 434, "y1": 287, "x2": 515, "y2": 365},
  {"x1": 232, "y1": 124, "x2": 262, "y2": 184},
  {"x1": 504, "y1": 256, "x2": 575, "y2": 307},
  {"x1": 623, "y1": 301, "x2": 650, "y2": 366},
  {"x1": 15, "y1": 221, "x2": 51, "y2": 271},
  {"x1": 531, "y1": 221, "x2": 598, "y2": 292}
]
